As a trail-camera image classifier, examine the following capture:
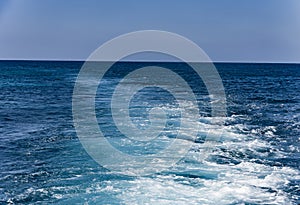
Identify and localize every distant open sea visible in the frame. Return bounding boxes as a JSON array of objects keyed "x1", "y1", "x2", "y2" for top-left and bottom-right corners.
[{"x1": 0, "y1": 61, "x2": 299, "y2": 204}]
